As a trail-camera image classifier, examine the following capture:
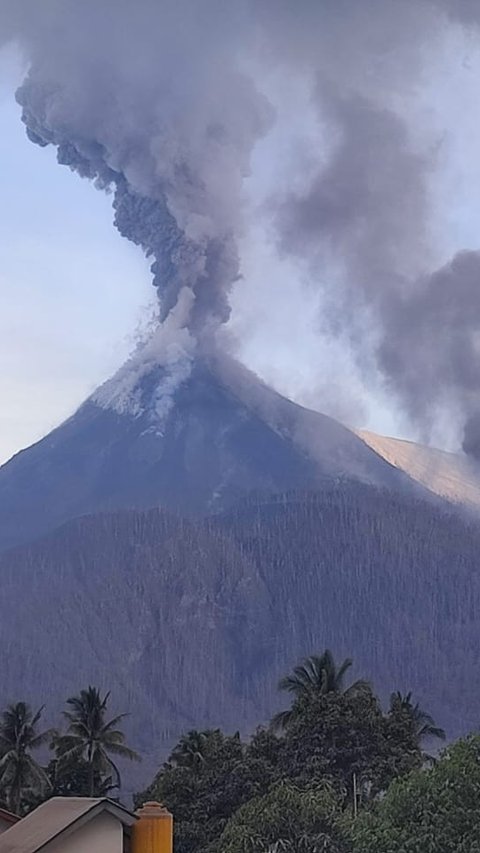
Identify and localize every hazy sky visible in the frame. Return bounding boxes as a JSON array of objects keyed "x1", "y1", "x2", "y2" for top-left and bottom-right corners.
[
  {"x1": 2, "y1": 16, "x2": 480, "y2": 464},
  {"x1": 0, "y1": 48, "x2": 154, "y2": 463}
]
